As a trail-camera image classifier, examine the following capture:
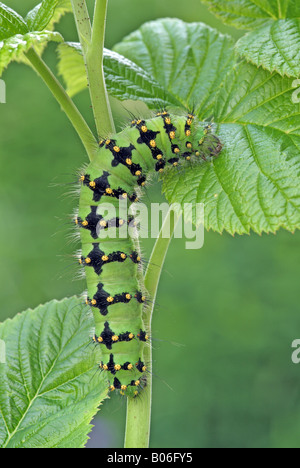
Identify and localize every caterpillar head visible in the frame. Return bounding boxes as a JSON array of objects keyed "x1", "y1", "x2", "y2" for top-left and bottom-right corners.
[{"x1": 195, "y1": 125, "x2": 223, "y2": 160}]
